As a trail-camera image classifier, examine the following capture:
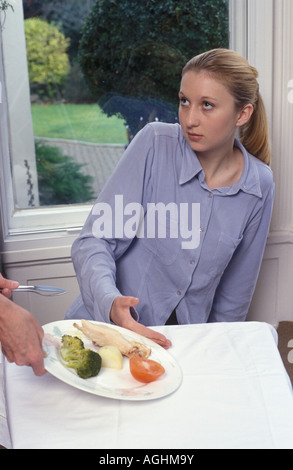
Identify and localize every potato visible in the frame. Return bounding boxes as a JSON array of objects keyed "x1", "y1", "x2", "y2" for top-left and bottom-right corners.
[{"x1": 98, "y1": 345, "x2": 123, "y2": 370}]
